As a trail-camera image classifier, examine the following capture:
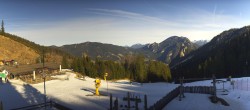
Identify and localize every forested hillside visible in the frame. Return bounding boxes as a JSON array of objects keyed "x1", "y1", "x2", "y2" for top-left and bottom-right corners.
[
  {"x1": 0, "y1": 20, "x2": 172, "y2": 82},
  {"x1": 67, "y1": 54, "x2": 172, "y2": 82},
  {"x1": 0, "y1": 32, "x2": 73, "y2": 64},
  {"x1": 59, "y1": 42, "x2": 138, "y2": 61},
  {"x1": 171, "y1": 26, "x2": 250, "y2": 79},
  {"x1": 58, "y1": 36, "x2": 197, "y2": 64},
  {"x1": 0, "y1": 35, "x2": 39, "y2": 64},
  {"x1": 0, "y1": 29, "x2": 171, "y2": 82}
]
